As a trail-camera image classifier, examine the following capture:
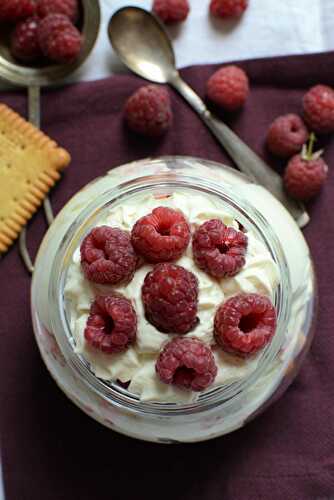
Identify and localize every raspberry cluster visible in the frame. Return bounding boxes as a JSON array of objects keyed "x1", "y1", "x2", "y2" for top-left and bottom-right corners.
[
  {"x1": 265, "y1": 84, "x2": 334, "y2": 202},
  {"x1": 79, "y1": 205, "x2": 277, "y2": 395},
  {"x1": 1, "y1": 0, "x2": 82, "y2": 64}
]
